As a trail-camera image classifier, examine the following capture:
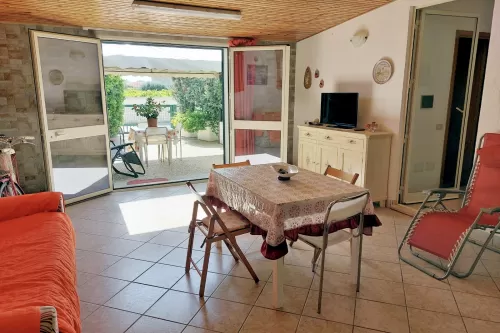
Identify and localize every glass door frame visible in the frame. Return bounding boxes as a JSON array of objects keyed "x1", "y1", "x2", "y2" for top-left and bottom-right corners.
[
  {"x1": 228, "y1": 45, "x2": 290, "y2": 163},
  {"x1": 401, "y1": 10, "x2": 480, "y2": 204},
  {"x1": 31, "y1": 30, "x2": 113, "y2": 204}
]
